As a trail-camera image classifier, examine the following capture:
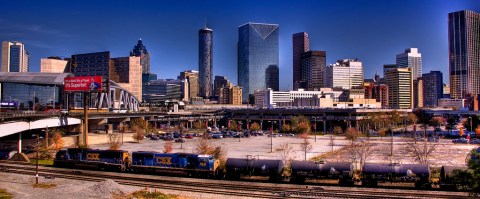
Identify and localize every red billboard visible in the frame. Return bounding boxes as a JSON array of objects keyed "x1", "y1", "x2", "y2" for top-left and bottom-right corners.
[{"x1": 64, "y1": 76, "x2": 102, "y2": 92}]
